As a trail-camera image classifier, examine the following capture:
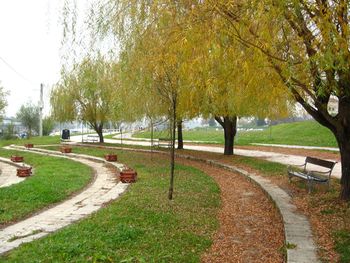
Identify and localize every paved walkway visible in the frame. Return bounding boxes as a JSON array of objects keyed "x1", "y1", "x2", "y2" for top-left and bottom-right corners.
[
  {"x1": 71, "y1": 135, "x2": 342, "y2": 179},
  {"x1": 251, "y1": 143, "x2": 339, "y2": 152},
  {"x1": 0, "y1": 146, "x2": 129, "y2": 254},
  {"x1": 0, "y1": 157, "x2": 31, "y2": 188}
]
